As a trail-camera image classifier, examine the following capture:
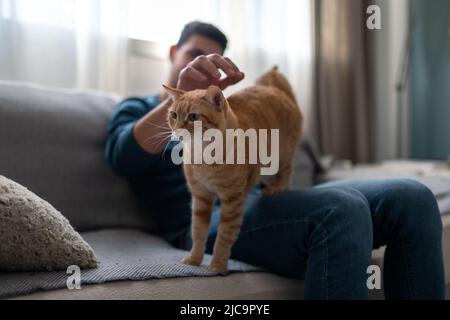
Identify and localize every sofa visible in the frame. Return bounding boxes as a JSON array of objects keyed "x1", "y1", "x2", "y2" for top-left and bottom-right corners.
[{"x1": 0, "y1": 81, "x2": 448, "y2": 300}]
